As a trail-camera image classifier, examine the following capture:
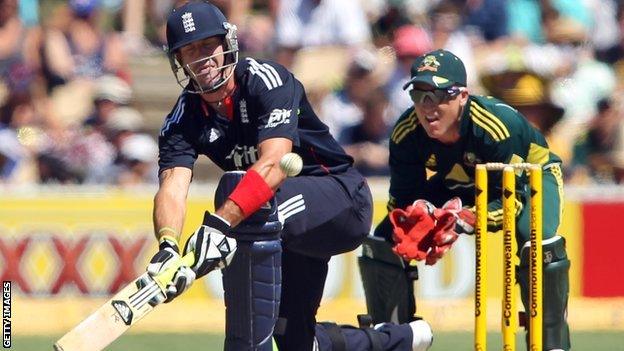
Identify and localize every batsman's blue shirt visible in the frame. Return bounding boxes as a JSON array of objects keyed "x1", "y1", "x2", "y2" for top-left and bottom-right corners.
[{"x1": 158, "y1": 57, "x2": 353, "y2": 175}]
